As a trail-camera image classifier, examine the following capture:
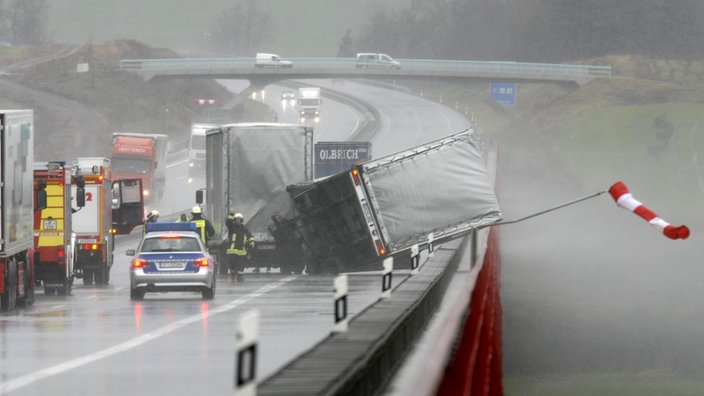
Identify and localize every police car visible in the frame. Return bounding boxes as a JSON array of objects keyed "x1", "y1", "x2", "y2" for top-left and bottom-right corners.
[{"x1": 127, "y1": 222, "x2": 216, "y2": 301}]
